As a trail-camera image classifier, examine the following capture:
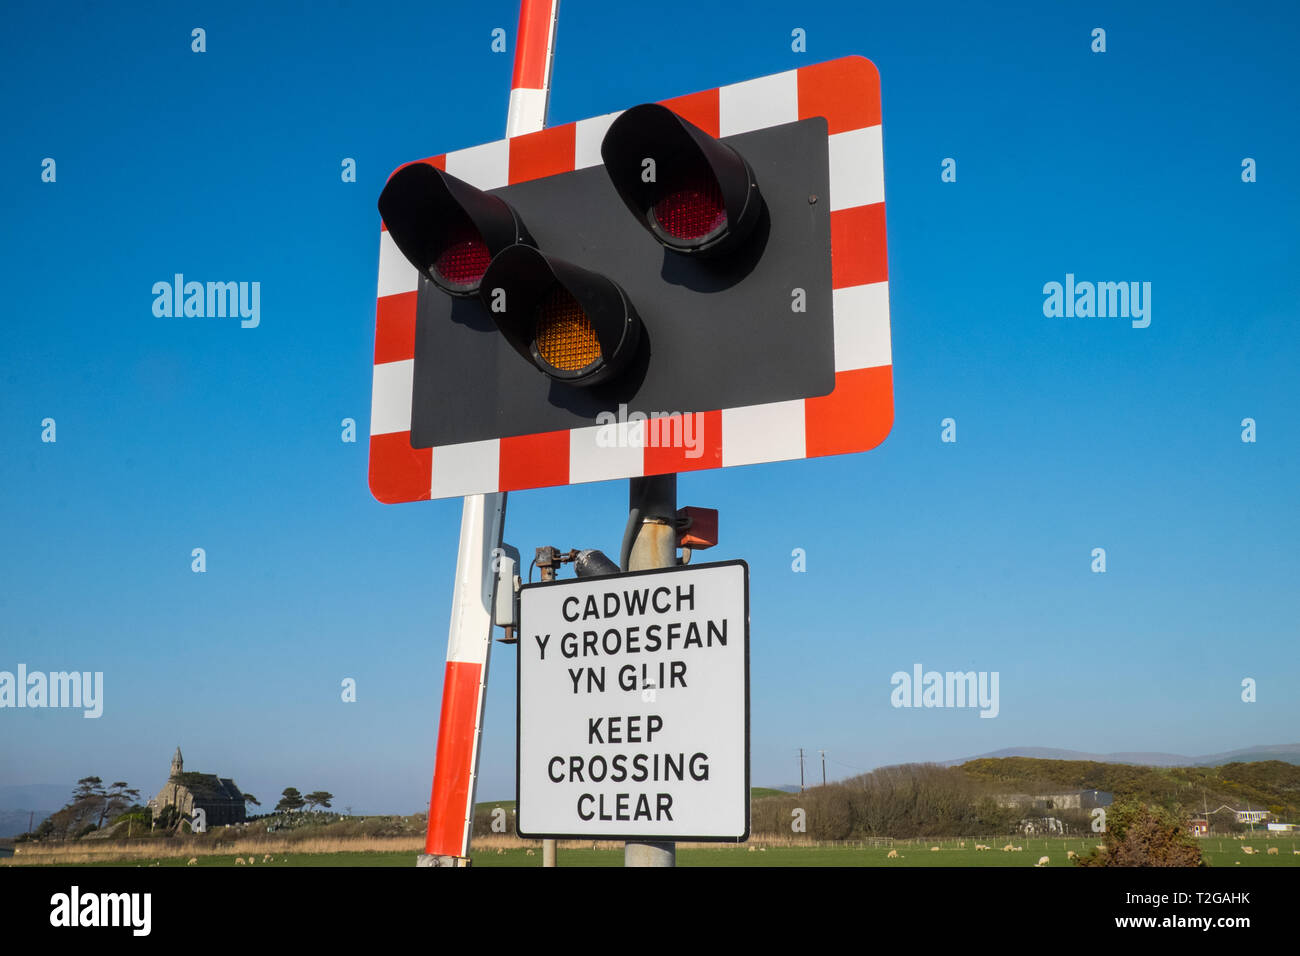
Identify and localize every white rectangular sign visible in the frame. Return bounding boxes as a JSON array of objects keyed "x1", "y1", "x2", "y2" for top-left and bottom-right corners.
[{"x1": 517, "y1": 560, "x2": 749, "y2": 841}]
